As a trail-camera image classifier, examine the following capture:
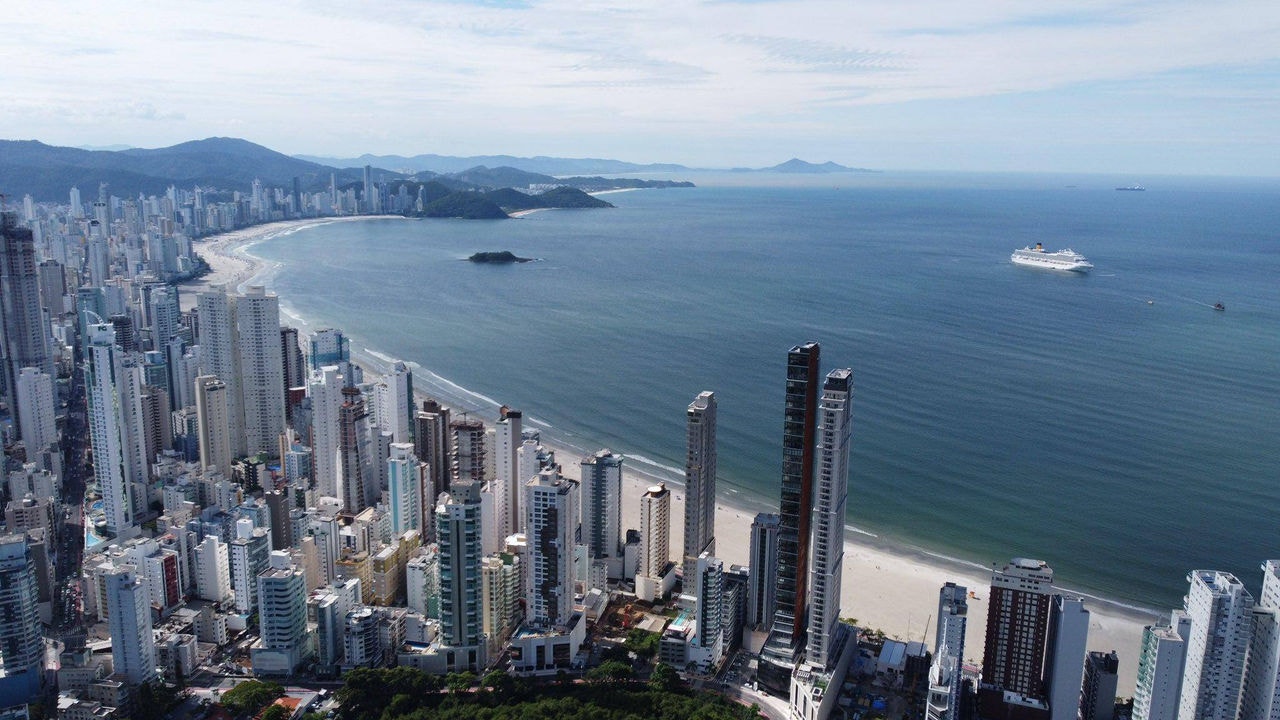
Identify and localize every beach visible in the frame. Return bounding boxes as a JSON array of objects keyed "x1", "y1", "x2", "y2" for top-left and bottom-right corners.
[{"x1": 184, "y1": 217, "x2": 1159, "y2": 691}]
